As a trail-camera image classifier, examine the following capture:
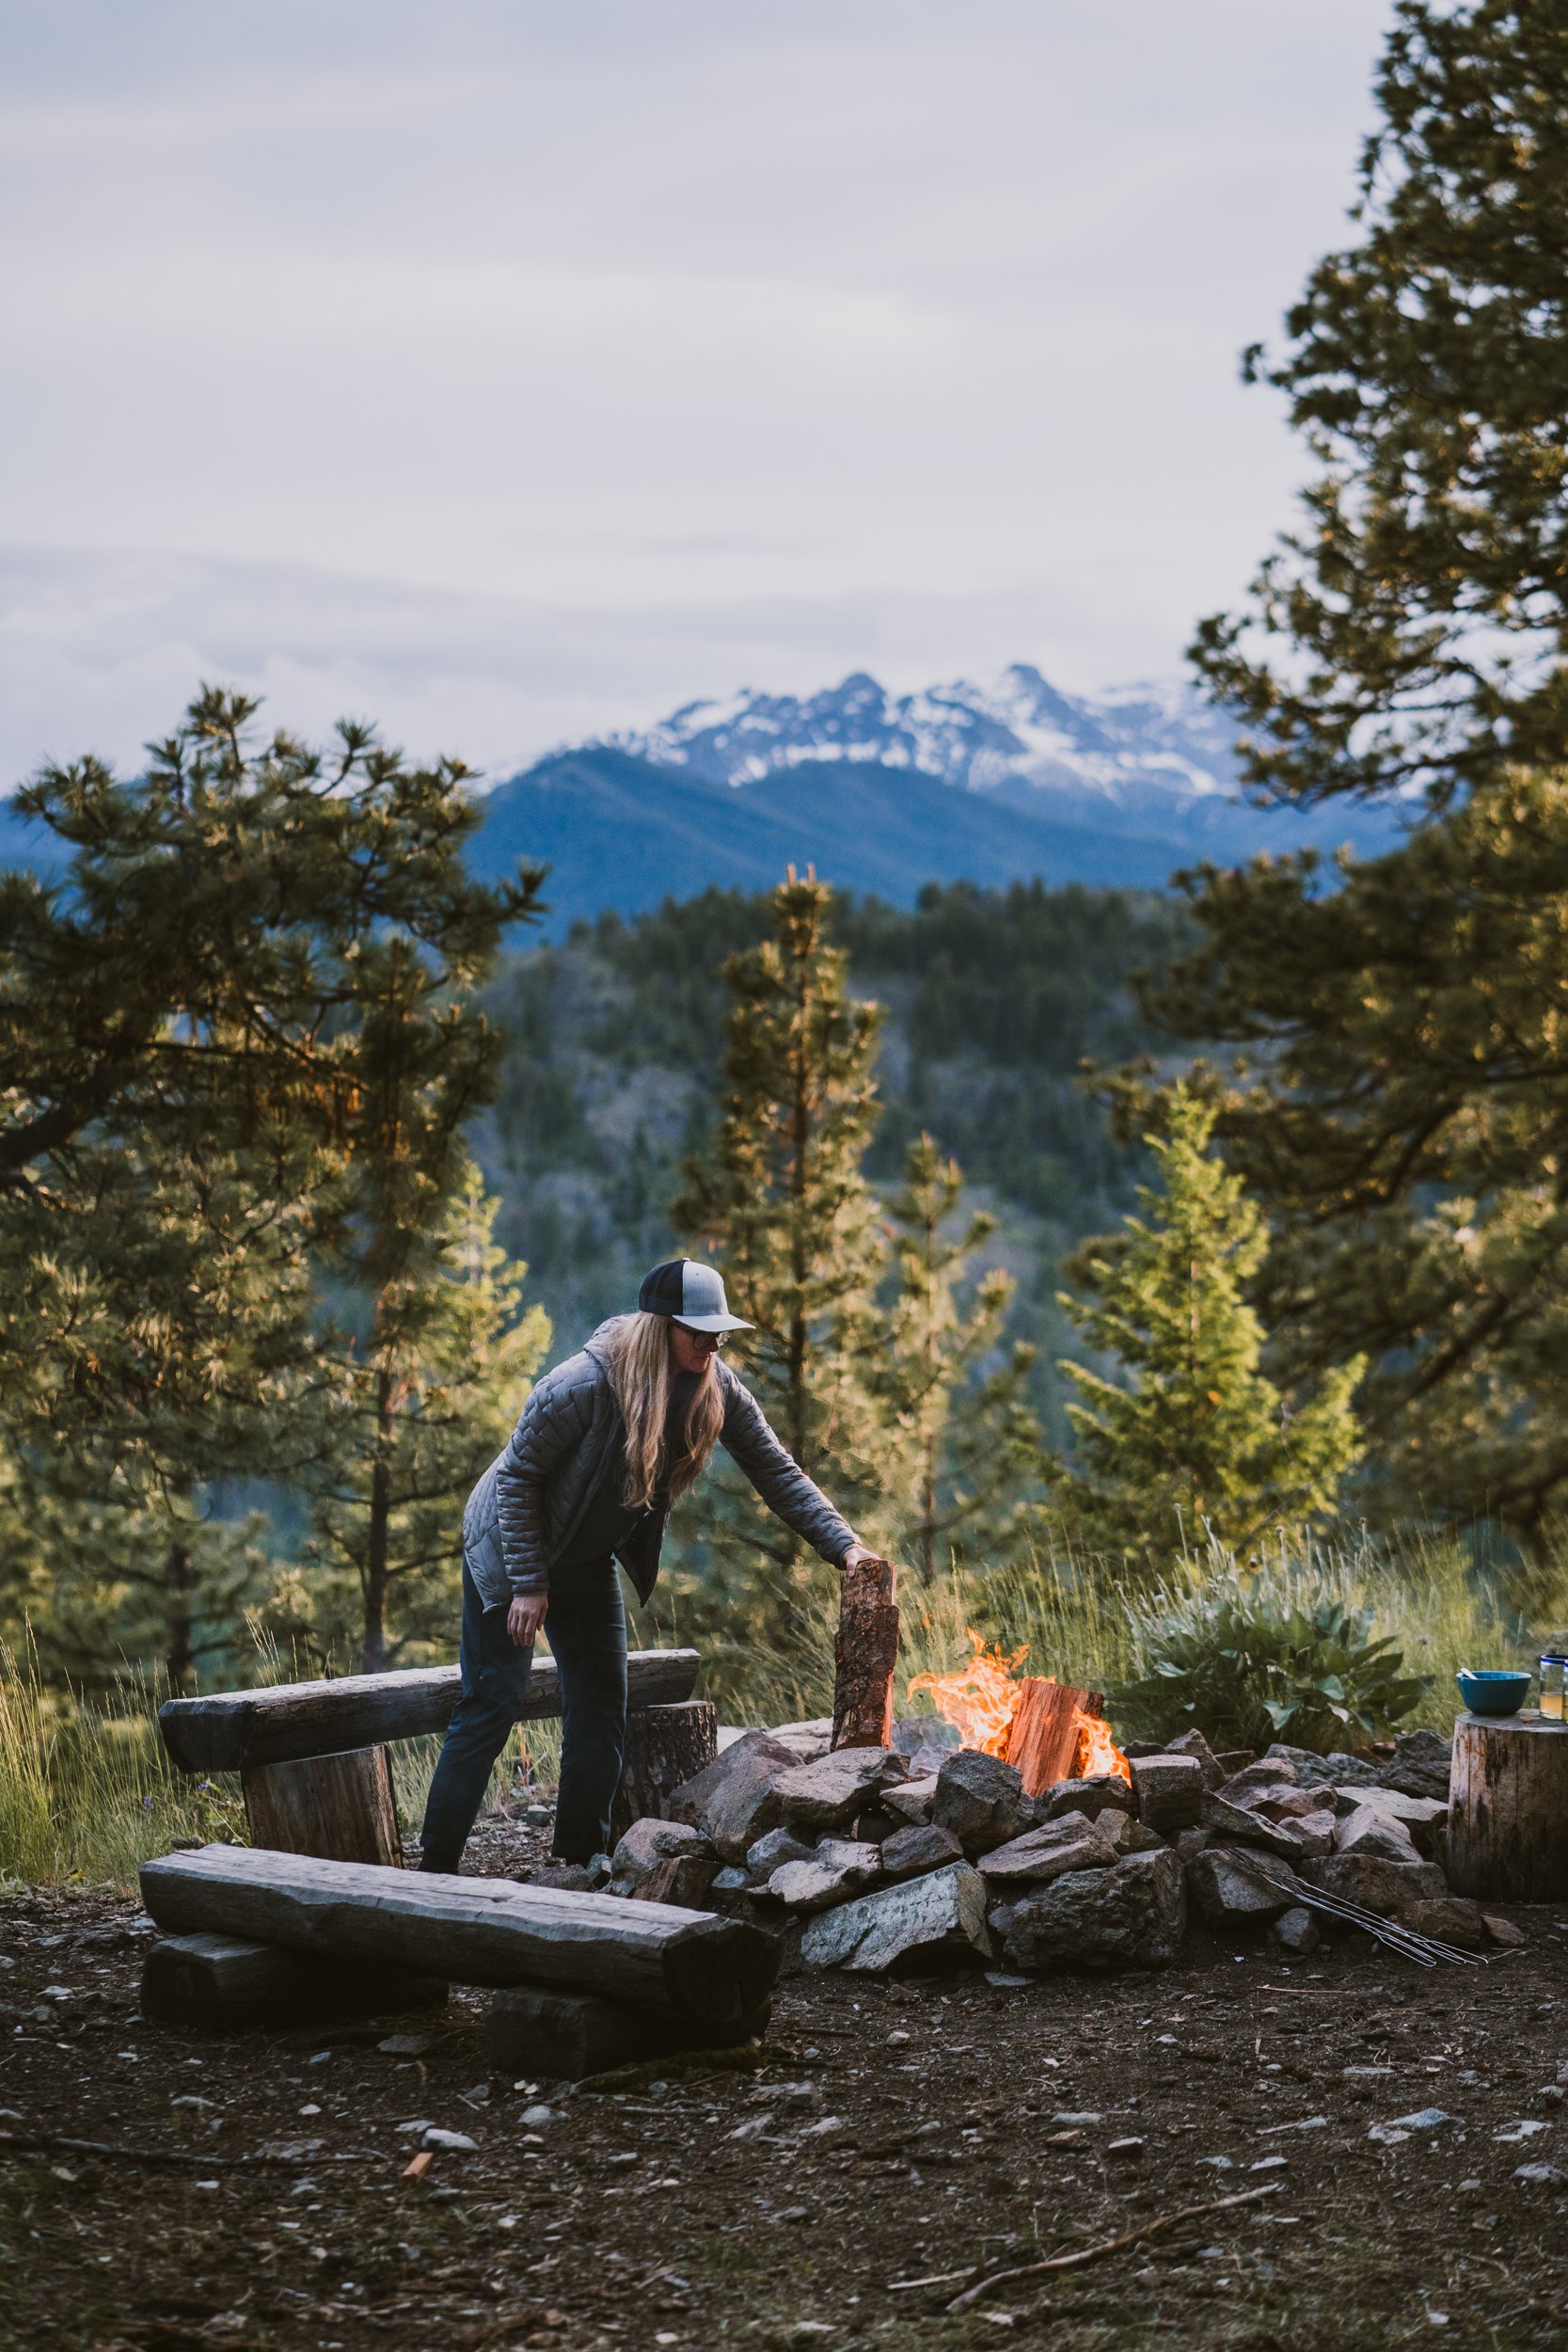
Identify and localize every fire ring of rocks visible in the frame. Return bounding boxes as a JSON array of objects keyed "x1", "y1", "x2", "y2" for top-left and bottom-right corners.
[{"x1": 606, "y1": 1677, "x2": 1495, "y2": 1977}]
